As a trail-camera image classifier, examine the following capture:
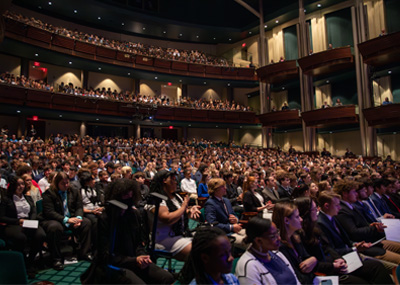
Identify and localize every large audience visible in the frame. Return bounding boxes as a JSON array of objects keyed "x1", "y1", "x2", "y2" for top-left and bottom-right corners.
[
  {"x1": 0, "y1": 131, "x2": 399, "y2": 284},
  {"x1": 0, "y1": 72, "x2": 252, "y2": 111},
  {"x1": 4, "y1": 11, "x2": 235, "y2": 67}
]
